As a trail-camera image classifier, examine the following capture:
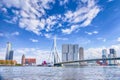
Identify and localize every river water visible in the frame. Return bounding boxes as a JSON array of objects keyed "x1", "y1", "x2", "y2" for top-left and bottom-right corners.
[{"x1": 0, "y1": 66, "x2": 120, "y2": 80}]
